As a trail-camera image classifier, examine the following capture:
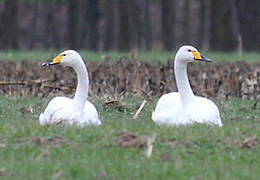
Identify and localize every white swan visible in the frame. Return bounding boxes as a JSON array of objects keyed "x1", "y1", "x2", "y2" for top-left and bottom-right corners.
[
  {"x1": 152, "y1": 45, "x2": 222, "y2": 127},
  {"x1": 39, "y1": 50, "x2": 102, "y2": 127}
]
